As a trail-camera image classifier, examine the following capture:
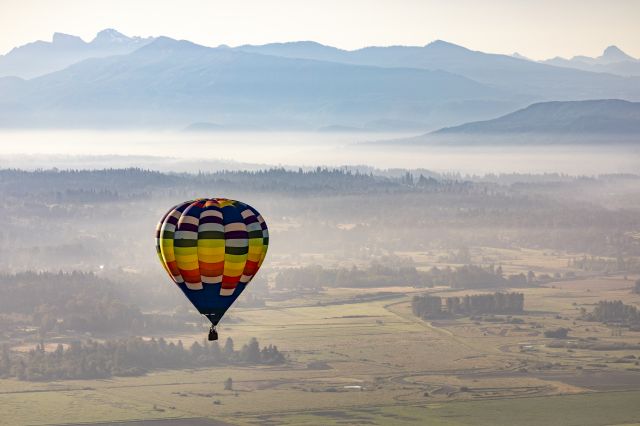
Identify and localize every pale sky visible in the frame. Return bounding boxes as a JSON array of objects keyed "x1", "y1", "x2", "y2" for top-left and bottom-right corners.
[{"x1": 0, "y1": 0, "x2": 638, "y2": 59}]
